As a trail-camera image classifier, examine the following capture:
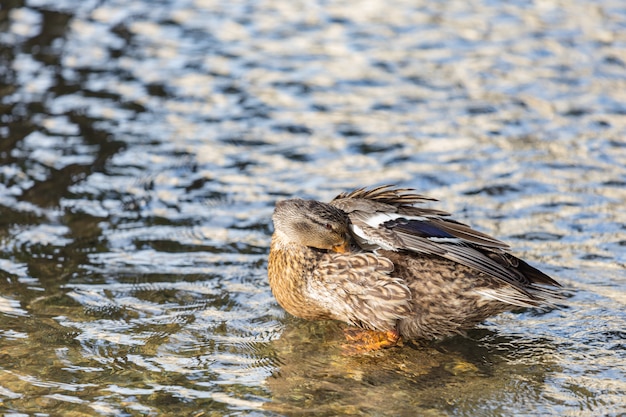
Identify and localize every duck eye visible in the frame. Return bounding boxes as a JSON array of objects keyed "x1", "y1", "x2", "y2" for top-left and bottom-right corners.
[{"x1": 324, "y1": 223, "x2": 333, "y2": 231}]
